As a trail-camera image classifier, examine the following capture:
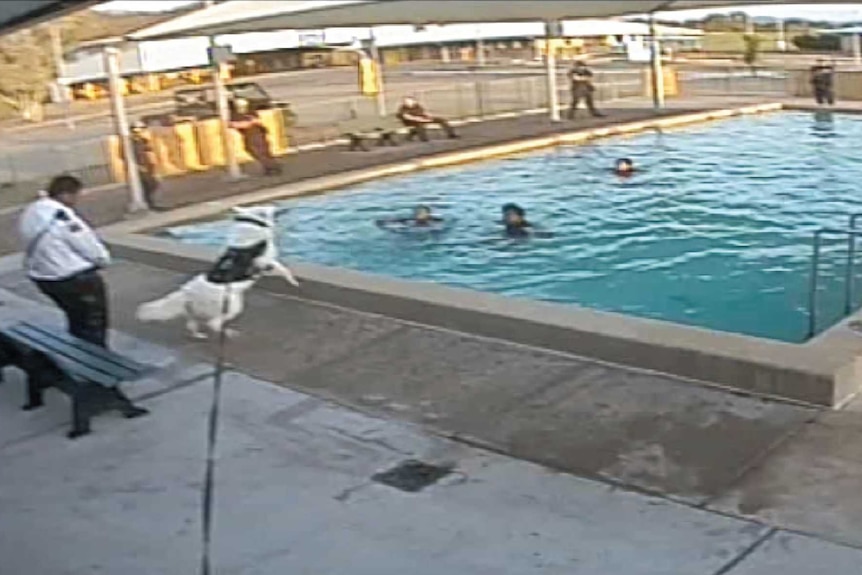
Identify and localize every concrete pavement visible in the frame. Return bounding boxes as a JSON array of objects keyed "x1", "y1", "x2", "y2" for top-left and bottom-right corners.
[{"x1": 1, "y1": 261, "x2": 862, "y2": 574}]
